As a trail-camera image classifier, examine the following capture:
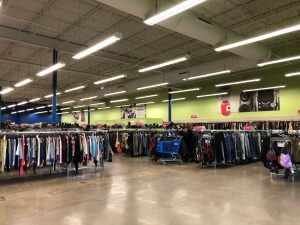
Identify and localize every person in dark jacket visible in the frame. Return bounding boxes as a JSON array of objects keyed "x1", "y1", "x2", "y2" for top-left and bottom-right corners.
[{"x1": 181, "y1": 124, "x2": 196, "y2": 162}]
